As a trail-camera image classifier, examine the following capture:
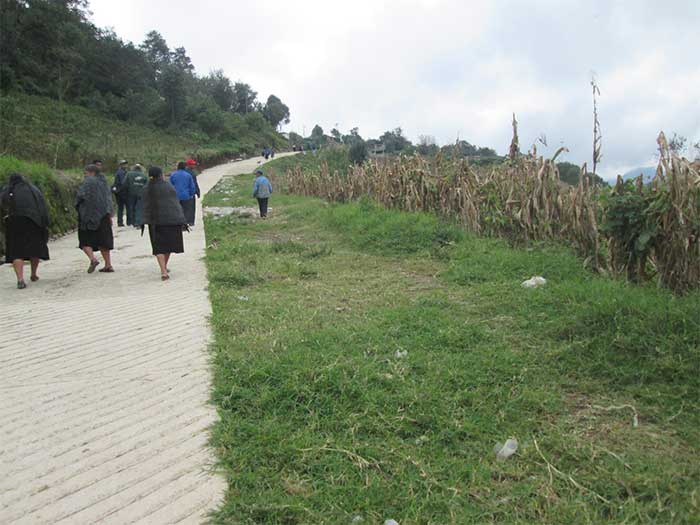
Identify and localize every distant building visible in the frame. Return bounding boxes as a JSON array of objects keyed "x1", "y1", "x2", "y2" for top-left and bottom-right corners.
[{"x1": 369, "y1": 144, "x2": 386, "y2": 156}]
